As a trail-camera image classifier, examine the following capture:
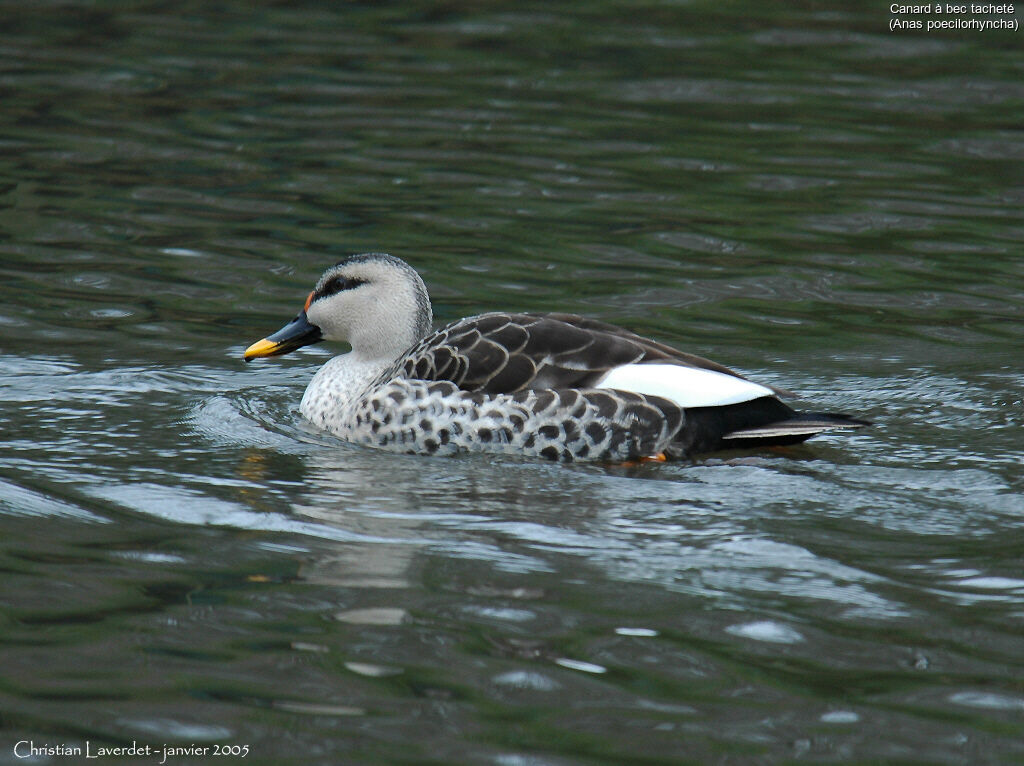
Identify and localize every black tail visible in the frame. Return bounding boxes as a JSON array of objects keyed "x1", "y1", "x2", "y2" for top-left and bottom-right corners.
[
  {"x1": 671, "y1": 397, "x2": 870, "y2": 457},
  {"x1": 720, "y1": 410, "x2": 870, "y2": 448}
]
